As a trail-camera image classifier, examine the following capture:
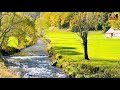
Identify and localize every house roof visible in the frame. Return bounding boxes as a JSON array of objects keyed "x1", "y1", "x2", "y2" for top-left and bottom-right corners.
[{"x1": 106, "y1": 27, "x2": 114, "y2": 33}]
